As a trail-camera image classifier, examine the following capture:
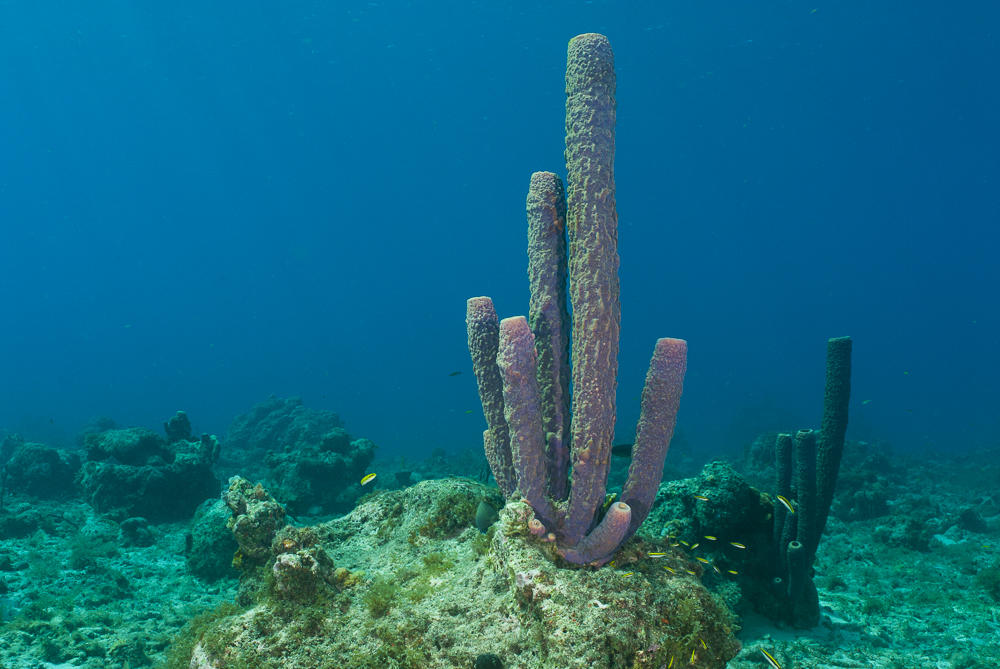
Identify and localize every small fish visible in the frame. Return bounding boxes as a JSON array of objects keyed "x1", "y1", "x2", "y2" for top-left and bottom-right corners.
[
  {"x1": 776, "y1": 495, "x2": 795, "y2": 514},
  {"x1": 465, "y1": 410, "x2": 474, "y2": 414},
  {"x1": 695, "y1": 556, "x2": 711, "y2": 564},
  {"x1": 700, "y1": 638, "x2": 707, "y2": 649},
  {"x1": 693, "y1": 494, "x2": 709, "y2": 502},
  {"x1": 862, "y1": 399, "x2": 872, "y2": 404},
  {"x1": 448, "y1": 371, "x2": 462, "y2": 377},
  {"x1": 691, "y1": 649, "x2": 697, "y2": 662},
  {"x1": 668, "y1": 656, "x2": 674, "y2": 668},
  {"x1": 609, "y1": 560, "x2": 616, "y2": 568},
  {"x1": 690, "y1": 543, "x2": 700, "y2": 550},
  {"x1": 602, "y1": 493, "x2": 618, "y2": 513},
  {"x1": 704, "y1": 535, "x2": 717, "y2": 541},
  {"x1": 670, "y1": 542, "x2": 680, "y2": 547},
  {"x1": 685, "y1": 568, "x2": 697, "y2": 575},
  {"x1": 728, "y1": 569, "x2": 739, "y2": 575},
  {"x1": 621, "y1": 572, "x2": 633, "y2": 577},
  {"x1": 663, "y1": 566, "x2": 676, "y2": 574},
  {"x1": 611, "y1": 443, "x2": 633, "y2": 458},
  {"x1": 711, "y1": 563, "x2": 722, "y2": 575},
  {"x1": 730, "y1": 541, "x2": 746, "y2": 549},
  {"x1": 760, "y1": 648, "x2": 782, "y2": 669},
  {"x1": 679, "y1": 540, "x2": 690, "y2": 547},
  {"x1": 475, "y1": 501, "x2": 499, "y2": 533},
  {"x1": 647, "y1": 552, "x2": 667, "y2": 558},
  {"x1": 360, "y1": 473, "x2": 377, "y2": 486}
]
